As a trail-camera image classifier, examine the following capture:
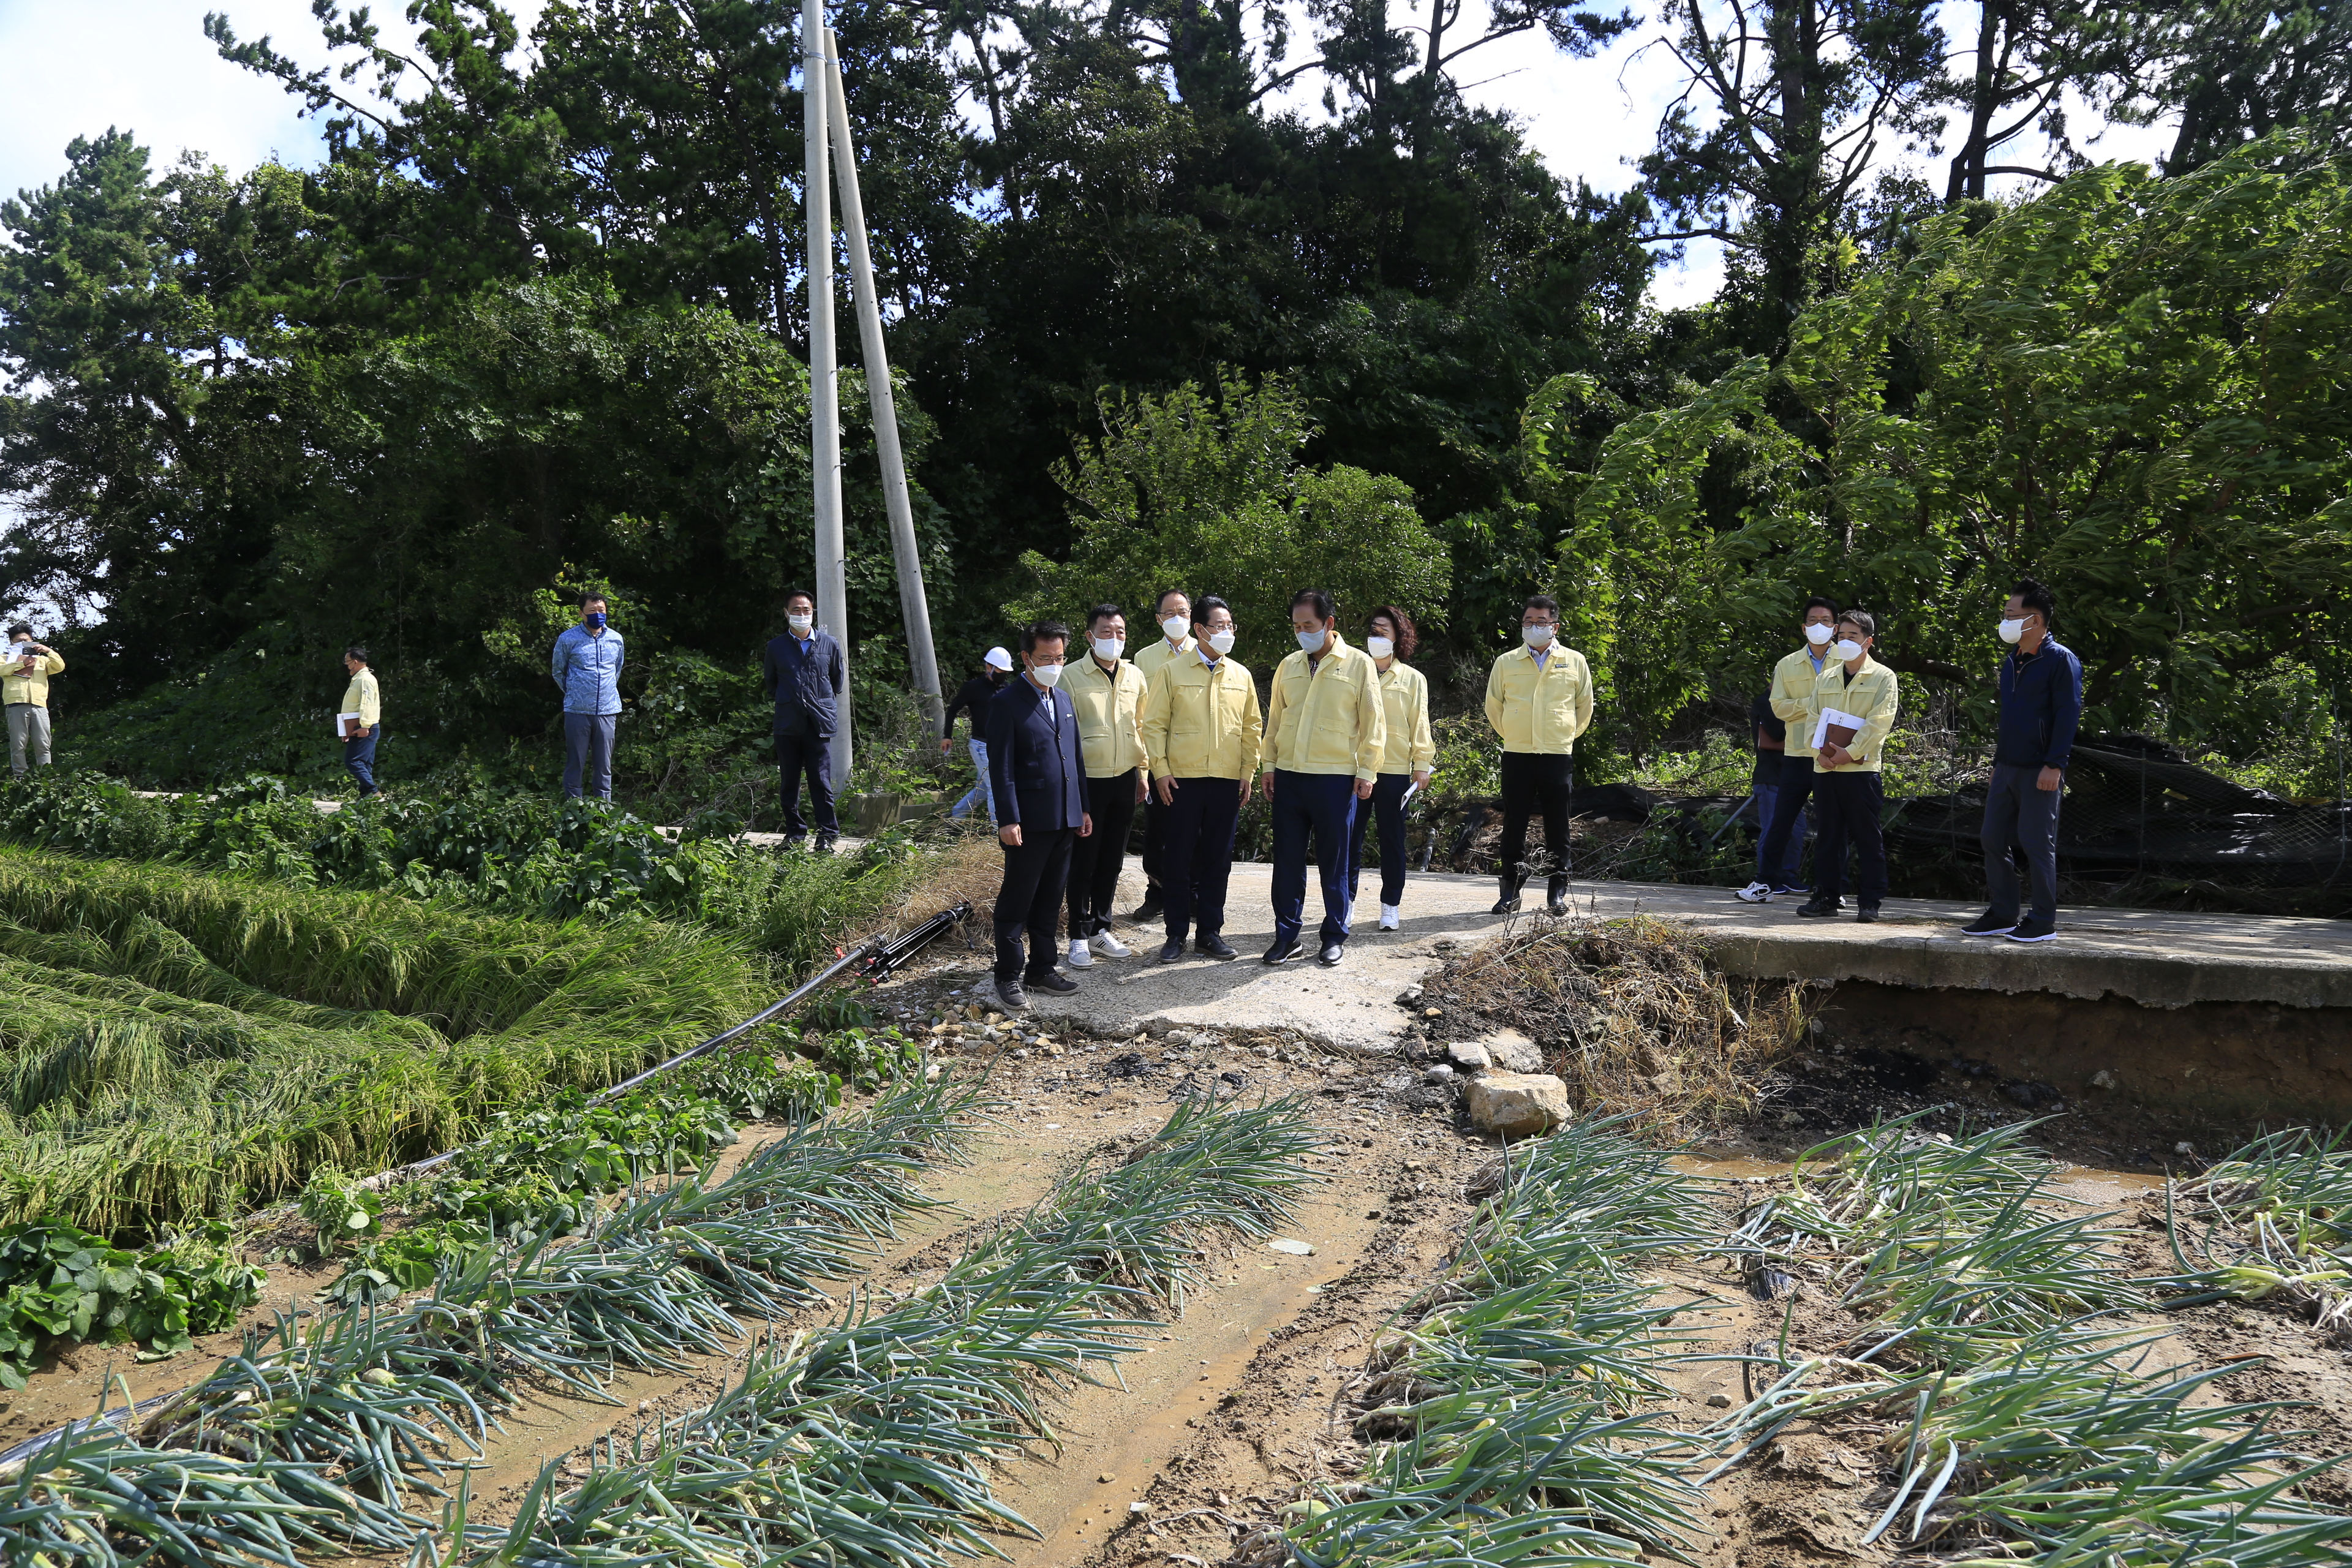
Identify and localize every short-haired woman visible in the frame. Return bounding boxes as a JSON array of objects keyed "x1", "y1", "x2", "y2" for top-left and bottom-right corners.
[{"x1": 1352, "y1": 606, "x2": 1435, "y2": 930}]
